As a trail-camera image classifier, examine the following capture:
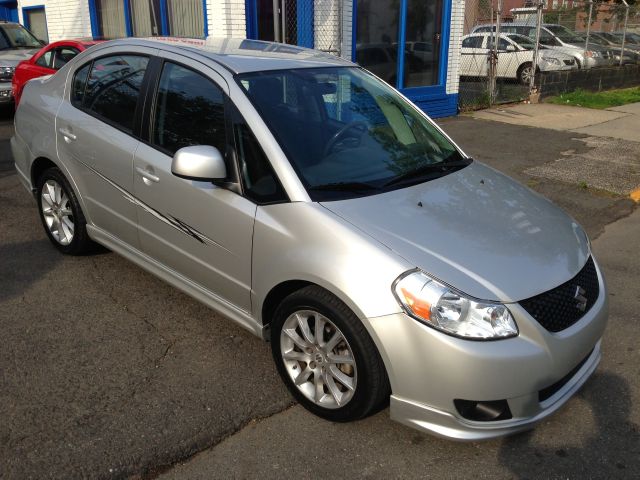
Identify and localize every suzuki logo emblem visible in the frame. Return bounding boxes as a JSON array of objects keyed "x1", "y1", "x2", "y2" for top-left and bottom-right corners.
[{"x1": 574, "y1": 286, "x2": 587, "y2": 312}]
